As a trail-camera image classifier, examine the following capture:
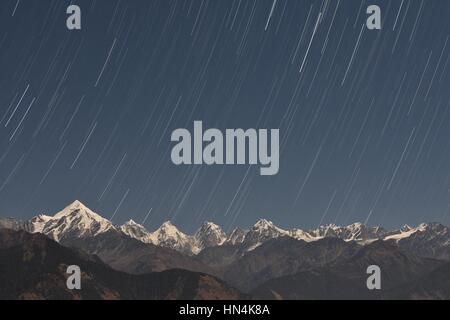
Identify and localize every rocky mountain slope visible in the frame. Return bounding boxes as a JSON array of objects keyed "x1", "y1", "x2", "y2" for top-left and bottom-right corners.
[
  {"x1": 251, "y1": 241, "x2": 446, "y2": 300},
  {"x1": 0, "y1": 228, "x2": 244, "y2": 300}
]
